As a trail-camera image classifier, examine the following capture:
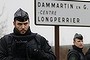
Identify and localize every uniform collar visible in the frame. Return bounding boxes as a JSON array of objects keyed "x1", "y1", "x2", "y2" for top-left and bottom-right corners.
[{"x1": 72, "y1": 45, "x2": 83, "y2": 52}]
